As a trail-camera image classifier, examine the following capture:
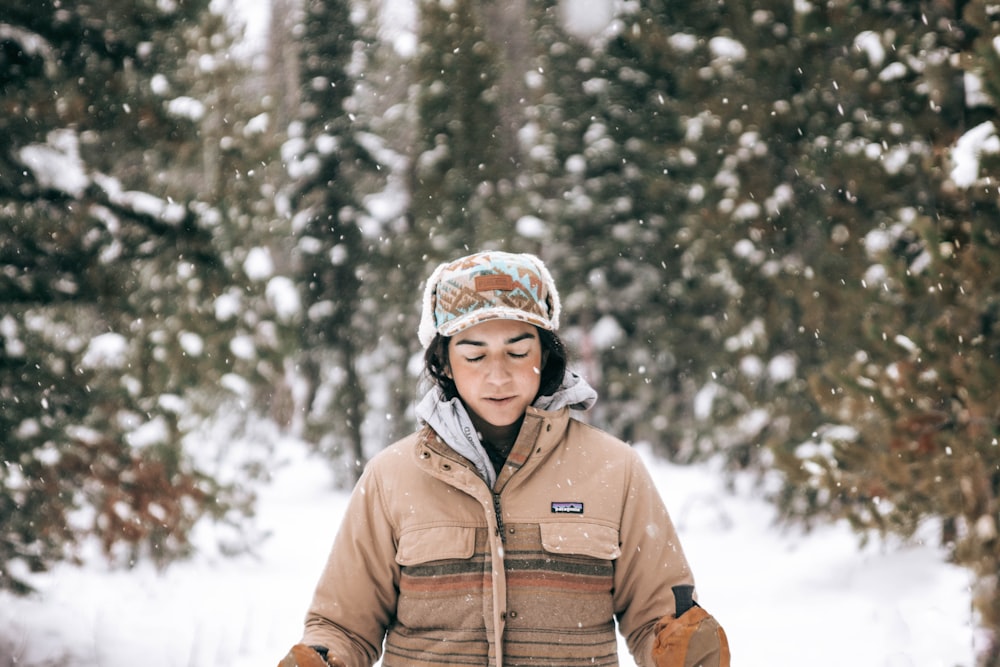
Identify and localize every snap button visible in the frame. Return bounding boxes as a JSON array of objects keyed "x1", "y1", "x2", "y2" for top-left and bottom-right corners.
[
  {"x1": 509, "y1": 611, "x2": 518, "y2": 619},
  {"x1": 508, "y1": 527, "x2": 516, "y2": 534}
]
